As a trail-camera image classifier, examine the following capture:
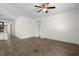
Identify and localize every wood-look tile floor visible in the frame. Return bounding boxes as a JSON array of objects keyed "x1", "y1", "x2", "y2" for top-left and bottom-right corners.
[{"x1": 0, "y1": 36, "x2": 79, "y2": 56}]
